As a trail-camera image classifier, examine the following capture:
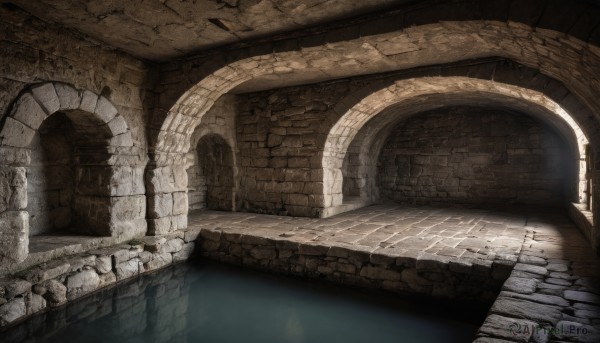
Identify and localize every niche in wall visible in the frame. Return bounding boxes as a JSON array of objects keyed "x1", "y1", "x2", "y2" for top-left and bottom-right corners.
[{"x1": 188, "y1": 134, "x2": 235, "y2": 211}]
